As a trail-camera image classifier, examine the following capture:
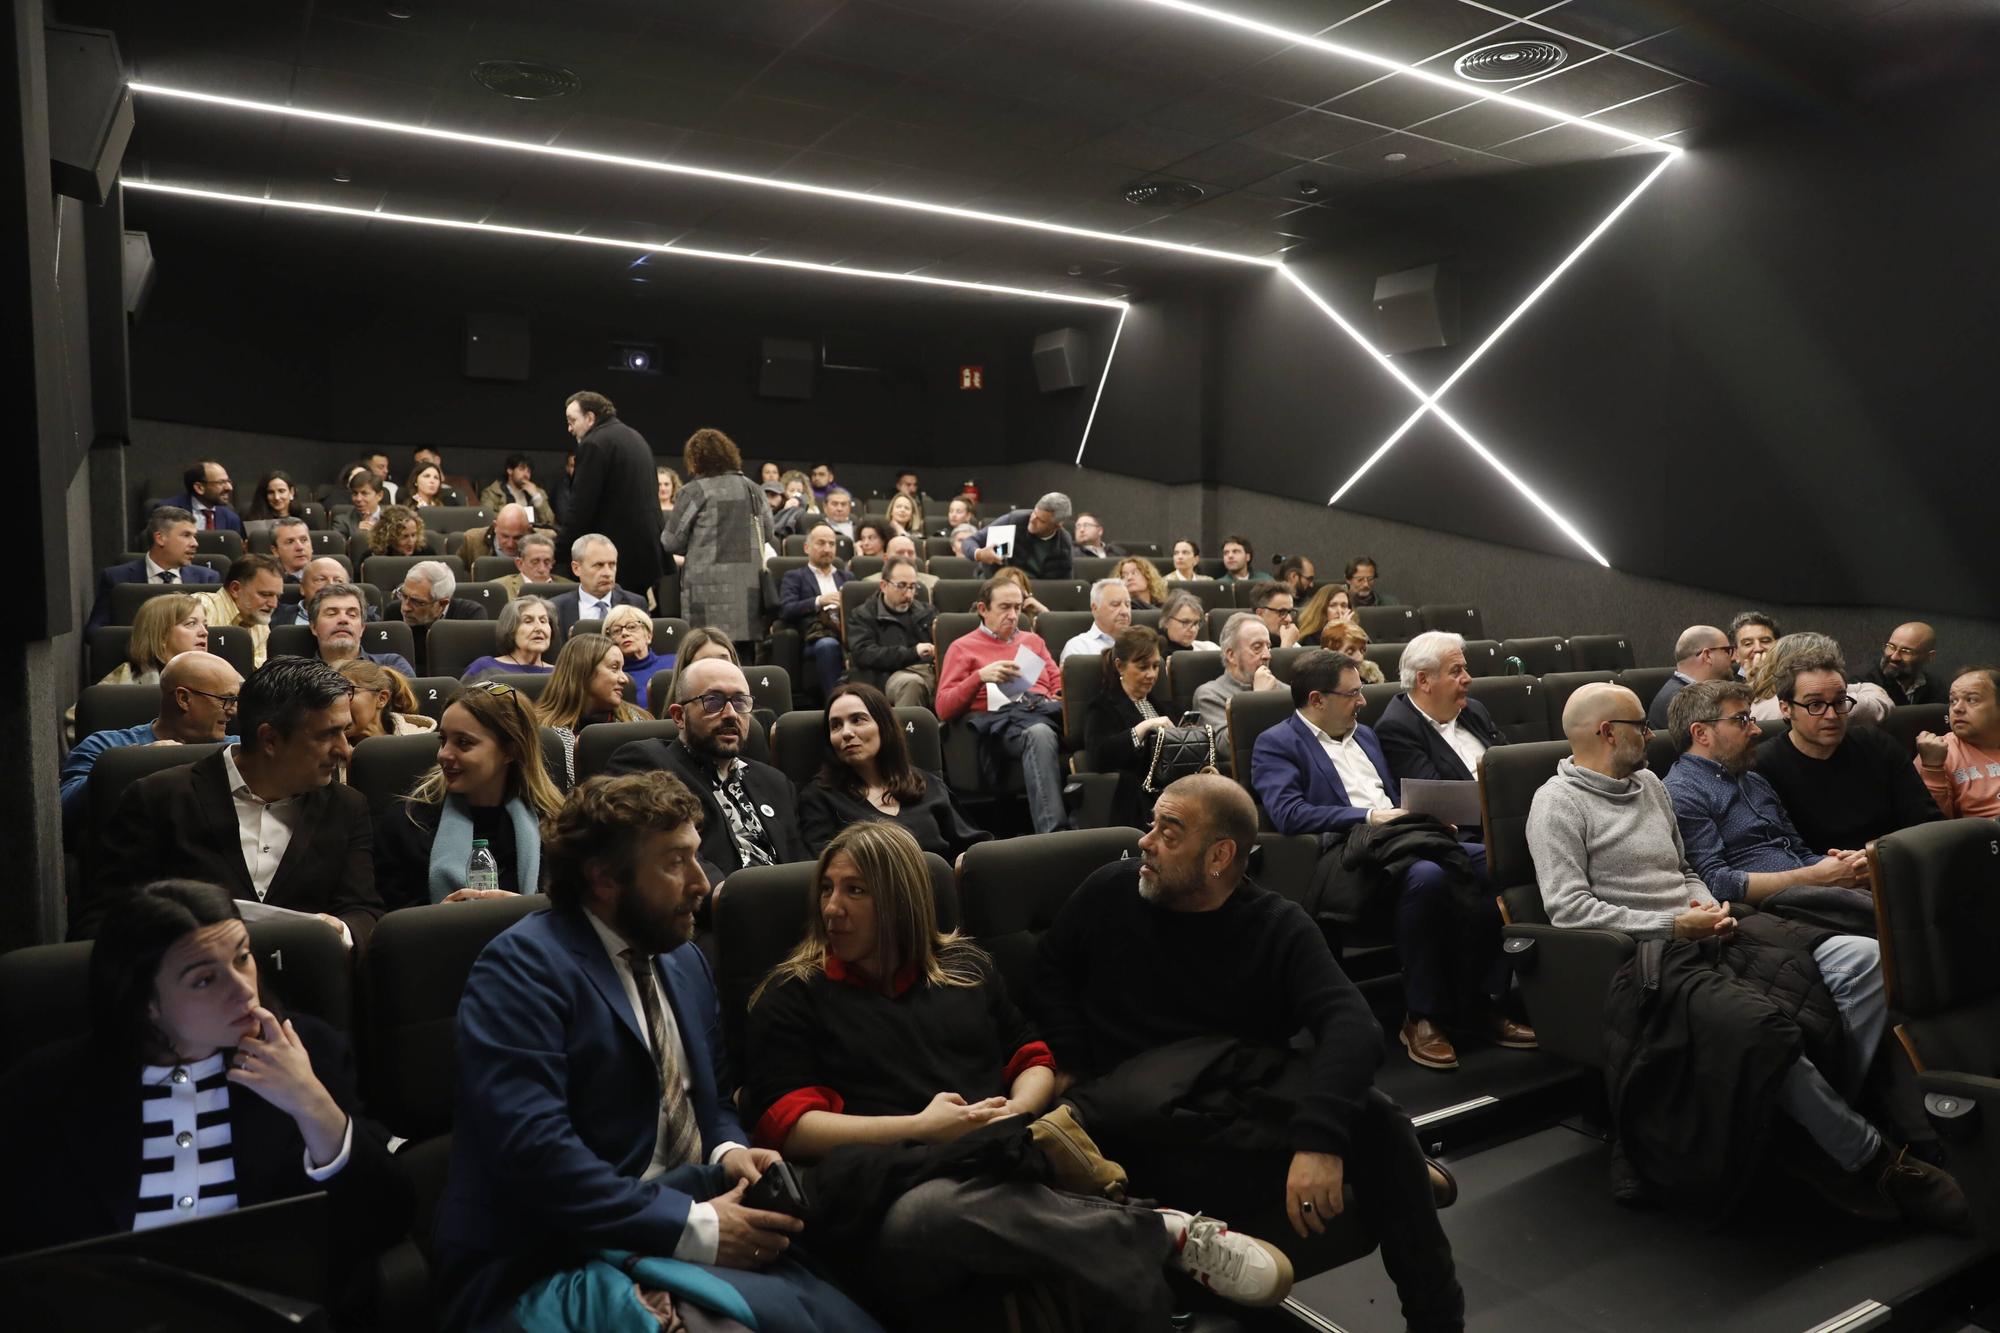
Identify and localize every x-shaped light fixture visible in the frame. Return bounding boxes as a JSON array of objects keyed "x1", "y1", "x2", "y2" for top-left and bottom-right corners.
[{"x1": 124, "y1": 0, "x2": 1682, "y2": 567}]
